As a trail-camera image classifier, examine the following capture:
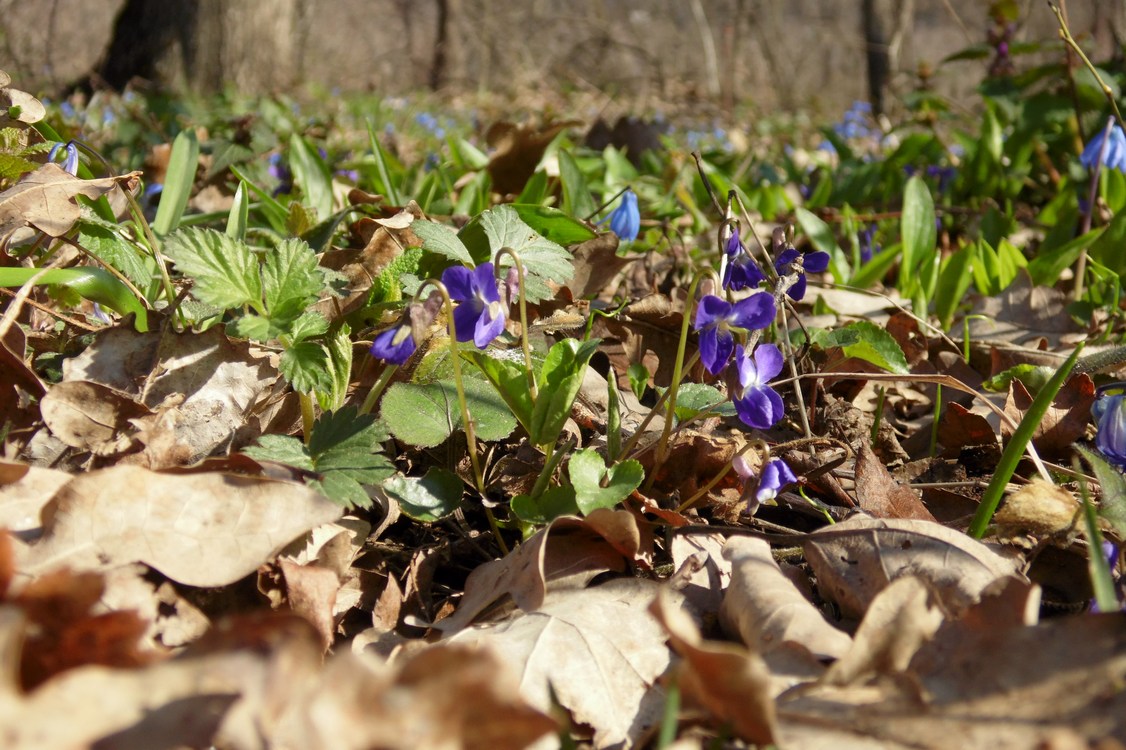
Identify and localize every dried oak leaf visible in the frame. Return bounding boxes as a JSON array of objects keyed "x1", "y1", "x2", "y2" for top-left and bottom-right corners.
[
  {"x1": 1002, "y1": 373, "x2": 1095, "y2": 458},
  {"x1": 39, "y1": 380, "x2": 152, "y2": 456},
  {"x1": 485, "y1": 118, "x2": 580, "y2": 195},
  {"x1": 0, "y1": 164, "x2": 140, "y2": 239},
  {"x1": 18, "y1": 465, "x2": 342, "y2": 587},
  {"x1": 854, "y1": 442, "x2": 936, "y2": 521}
]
